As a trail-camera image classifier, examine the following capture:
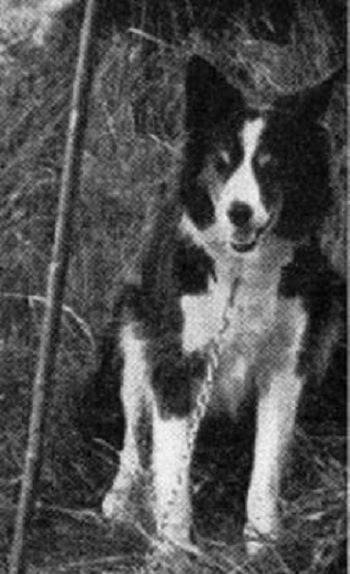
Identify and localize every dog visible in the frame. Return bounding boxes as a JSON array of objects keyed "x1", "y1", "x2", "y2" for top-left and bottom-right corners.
[{"x1": 98, "y1": 55, "x2": 343, "y2": 555}]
